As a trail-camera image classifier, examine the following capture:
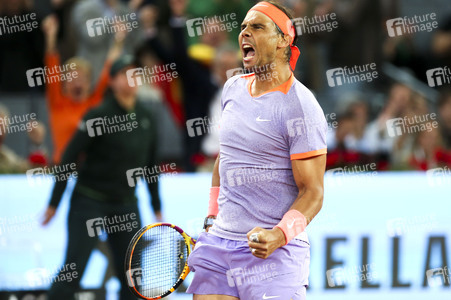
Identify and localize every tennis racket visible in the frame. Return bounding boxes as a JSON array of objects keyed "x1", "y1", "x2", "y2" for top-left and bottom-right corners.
[{"x1": 124, "y1": 223, "x2": 196, "y2": 299}]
